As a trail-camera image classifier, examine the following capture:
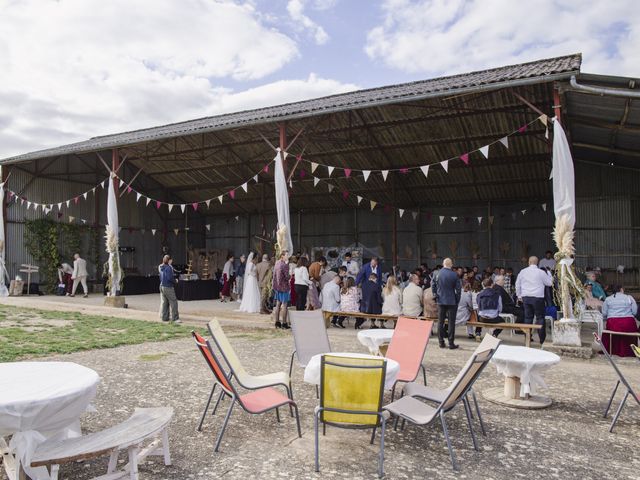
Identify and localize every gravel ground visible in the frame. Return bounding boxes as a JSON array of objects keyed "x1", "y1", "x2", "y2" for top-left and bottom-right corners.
[{"x1": 5, "y1": 322, "x2": 639, "y2": 480}]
